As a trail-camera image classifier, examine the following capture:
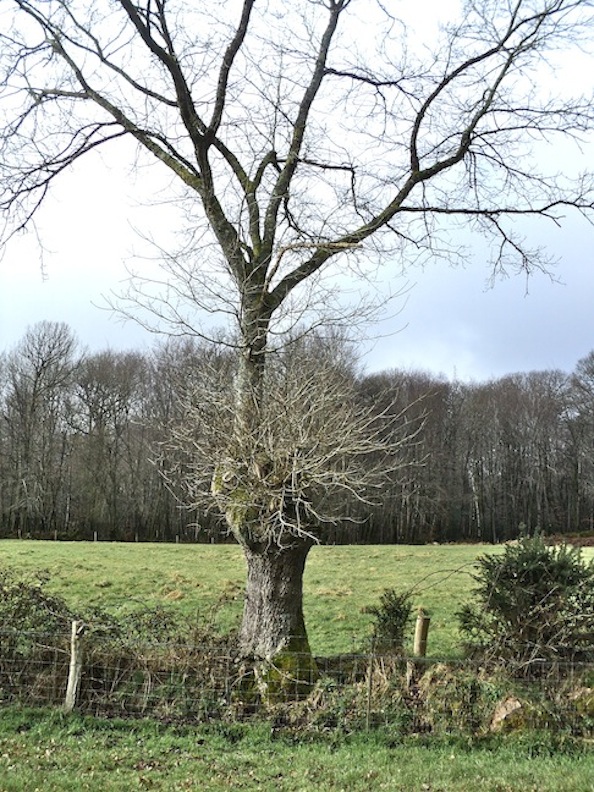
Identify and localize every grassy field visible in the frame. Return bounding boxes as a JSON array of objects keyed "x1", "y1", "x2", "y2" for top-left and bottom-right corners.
[
  {"x1": 2, "y1": 540, "x2": 594, "y2": 791},
  {"x1": 0, "y1": 706, "x2": 593, "y2": 792},
  {"x1": 2, "y1": 539, "x2": 593, "y2": 656},
  {"x1": 0, "y1": 540, "x2": 511, "y2": 657}
]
